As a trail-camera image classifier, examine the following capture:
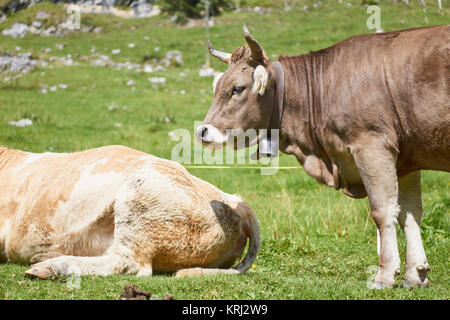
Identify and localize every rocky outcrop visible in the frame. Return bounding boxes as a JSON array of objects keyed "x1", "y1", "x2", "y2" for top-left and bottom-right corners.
[{"x1": 0, "y1": 0, "x2": 157, "y2": 15}]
